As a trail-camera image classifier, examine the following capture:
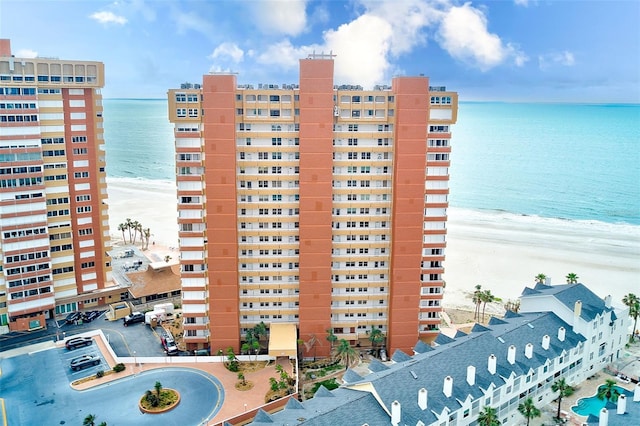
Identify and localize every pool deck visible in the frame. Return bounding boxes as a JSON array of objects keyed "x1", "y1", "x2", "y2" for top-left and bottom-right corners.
[{"x1": 533, "y1": 339, "x2": 640, "y2": 426}]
